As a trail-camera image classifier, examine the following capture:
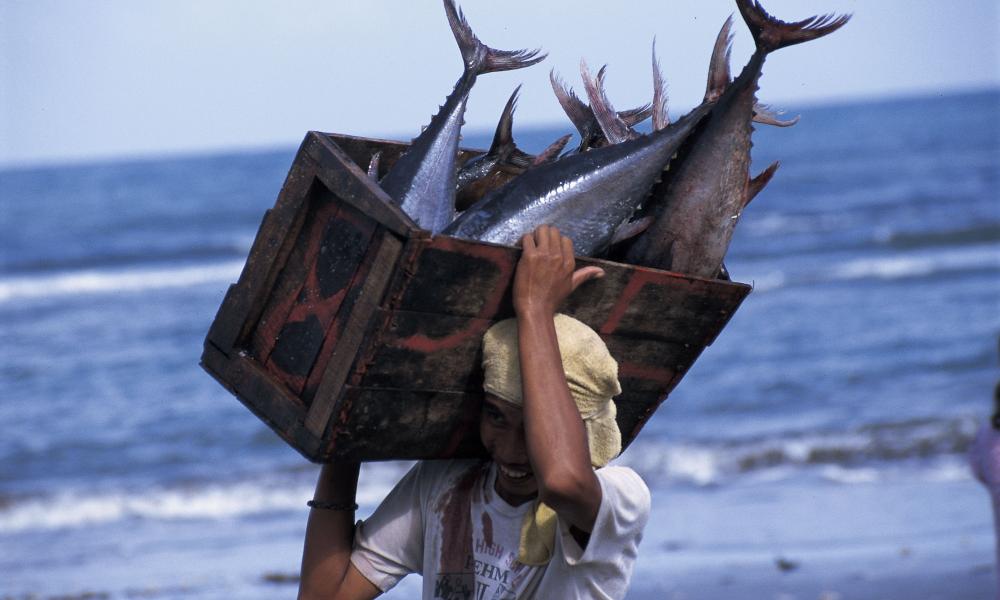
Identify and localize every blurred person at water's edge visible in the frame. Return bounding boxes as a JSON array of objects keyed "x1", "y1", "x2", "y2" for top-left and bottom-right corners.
[
  {"x1": 297, "y1": 225, "x2": 650, "y2": 599},
  {"x1": 969, "y1": 338, "x2": 1000, "y2": 600}
]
